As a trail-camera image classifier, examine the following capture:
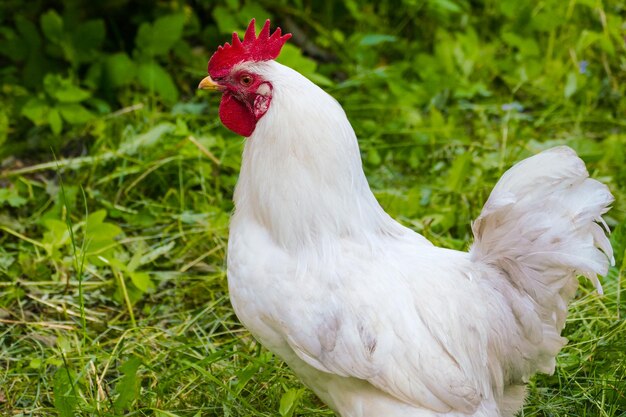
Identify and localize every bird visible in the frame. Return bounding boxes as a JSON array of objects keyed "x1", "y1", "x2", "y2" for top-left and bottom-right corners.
[{"x1": 198, "y1": 19, "x2": 614, "y2": 417}]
